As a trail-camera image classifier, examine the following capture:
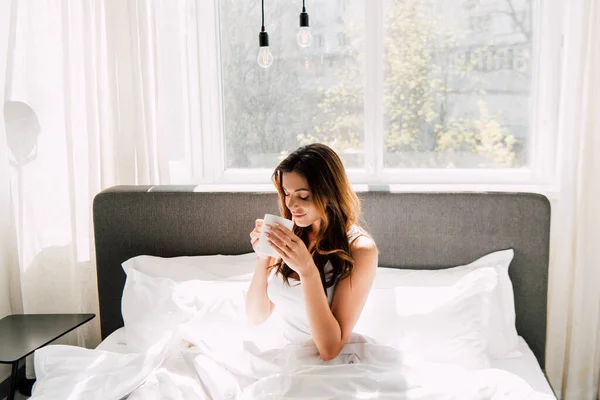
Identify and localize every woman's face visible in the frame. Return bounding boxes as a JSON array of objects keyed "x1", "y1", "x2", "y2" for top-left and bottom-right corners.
[{"x1": 281, "y1": 171, "x2": 322, "y2": 229}]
